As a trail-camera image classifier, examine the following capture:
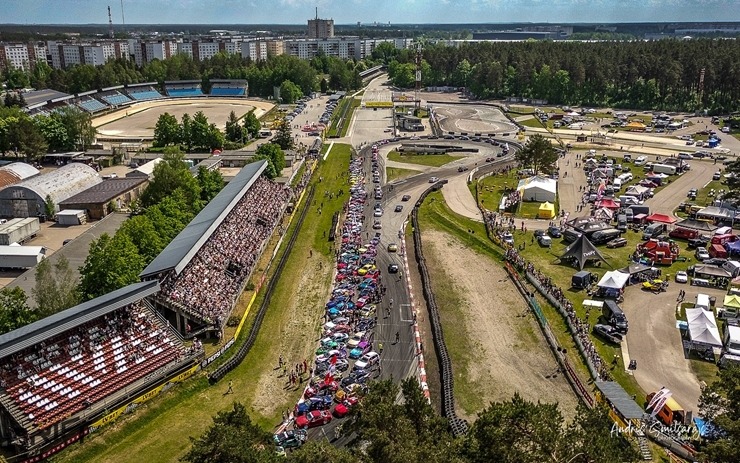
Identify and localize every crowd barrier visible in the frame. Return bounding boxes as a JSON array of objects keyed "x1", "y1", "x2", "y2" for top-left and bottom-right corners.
[{"x1": 411, "y1": 182, "x2": 469, "y2": 437}]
